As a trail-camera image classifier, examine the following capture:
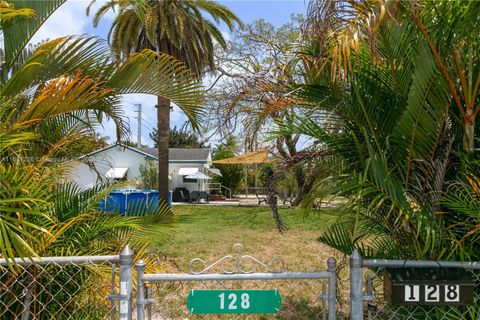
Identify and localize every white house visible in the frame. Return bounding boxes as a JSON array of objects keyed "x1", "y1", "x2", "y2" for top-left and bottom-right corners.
[{"x1": 68, "y1": 144, "x2": 220, "y2": 192}]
